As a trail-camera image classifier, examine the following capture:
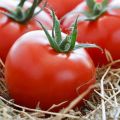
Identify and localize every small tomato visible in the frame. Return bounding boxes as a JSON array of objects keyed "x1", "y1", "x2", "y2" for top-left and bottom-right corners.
[{"x1": 0, "y1": 0, "x2": 52, "y2": 62}]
